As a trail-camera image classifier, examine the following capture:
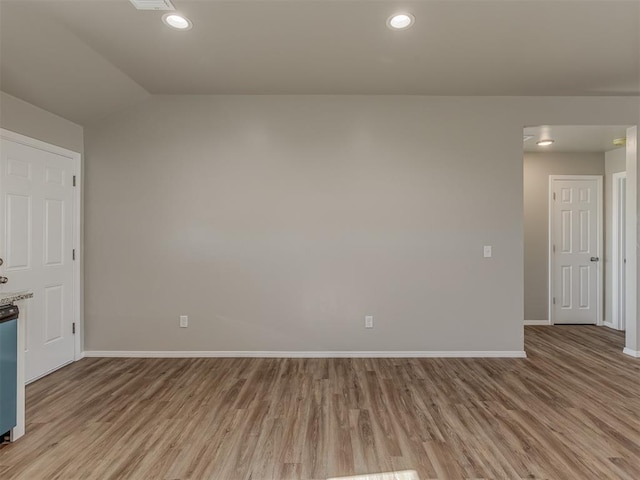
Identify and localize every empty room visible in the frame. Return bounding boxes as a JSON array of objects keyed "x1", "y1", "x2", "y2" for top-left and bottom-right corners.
[{"x1": 0, "y1": 1, "x2": 639, "y2": 479}]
